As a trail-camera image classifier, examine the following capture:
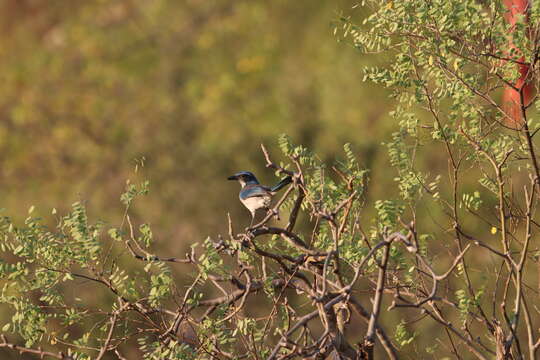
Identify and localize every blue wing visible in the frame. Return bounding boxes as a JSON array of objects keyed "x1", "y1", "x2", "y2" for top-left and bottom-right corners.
[{"x1": 240, "y1": 185, "x2": 271, "y2": 200}]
